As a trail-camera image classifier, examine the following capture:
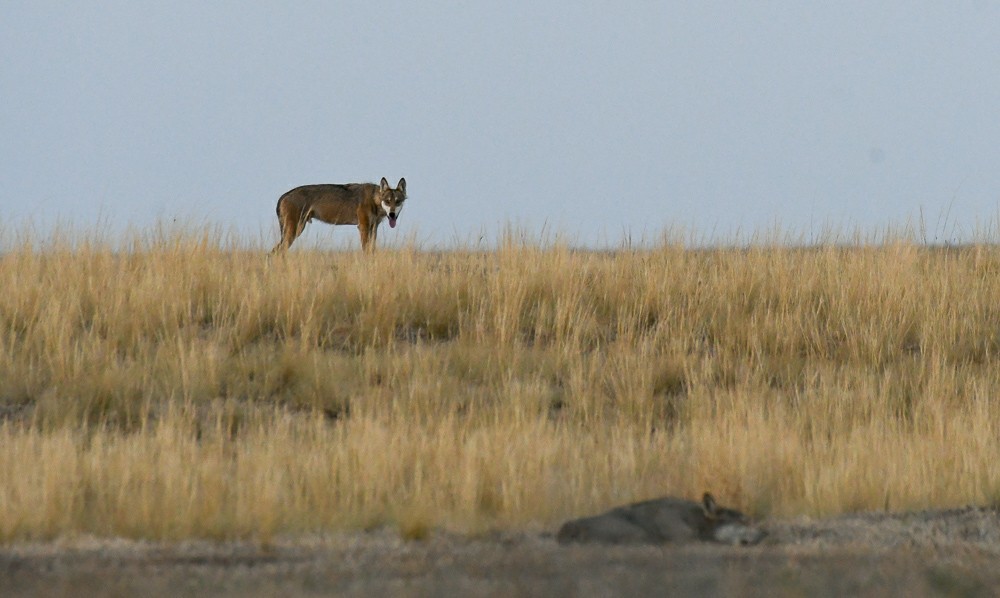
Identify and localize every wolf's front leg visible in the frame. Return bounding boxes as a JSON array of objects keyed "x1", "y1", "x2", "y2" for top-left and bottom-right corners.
[
  {"x1": 367, "y1": 222, "x2": 378, "y2": 251},
  {"x1": 357, "y1": 221, "x2": 370, "y2": 251}
]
